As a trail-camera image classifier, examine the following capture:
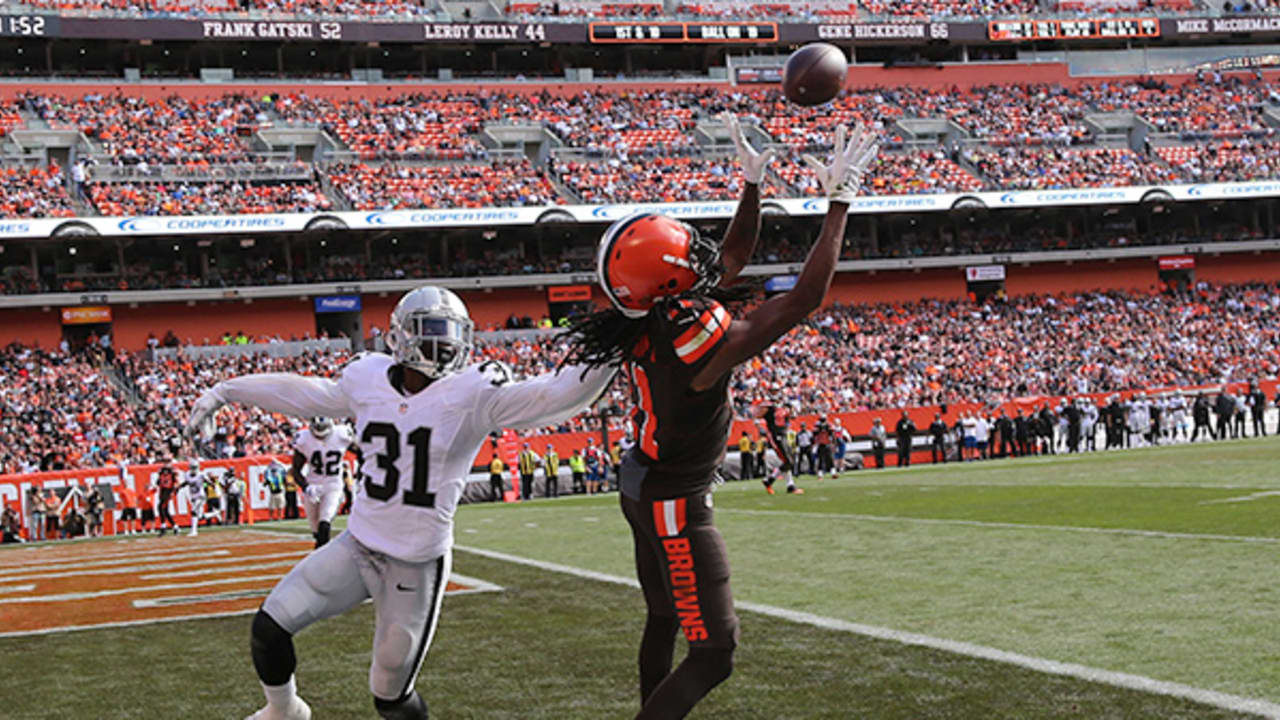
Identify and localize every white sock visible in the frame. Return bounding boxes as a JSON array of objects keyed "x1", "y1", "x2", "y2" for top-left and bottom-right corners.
[{"x1": 262, "y1": 675, "x2": 298, "y2": 709}]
